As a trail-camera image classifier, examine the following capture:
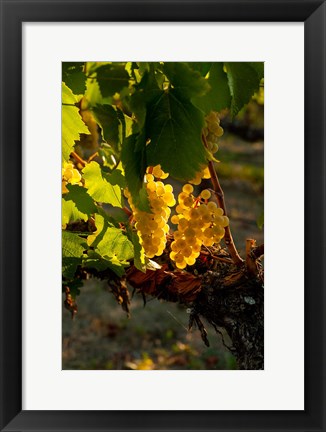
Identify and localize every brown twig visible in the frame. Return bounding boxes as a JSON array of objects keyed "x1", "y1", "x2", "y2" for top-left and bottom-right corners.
[
  {"x1": 71, "y1": 151, "x2": 87, "y2": 167},
  {"x1": 87, "y1": 152, "x2": 99, "y2": 163},
  {"x1": 200, "y1": 249, "x2": 233, "y2": 264},
  {"x1": 122, "y1": 206, "x2": 132, "y2": 217},
  {"x1": 251, "y1": 243, "x2": 264, "y2": 260},
  {"x1": 202, "y1": 134, "x2": 243, "y2": 267},
  {"x1": 245, "y1": 239, "x2": 258, "y2": 276}
]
